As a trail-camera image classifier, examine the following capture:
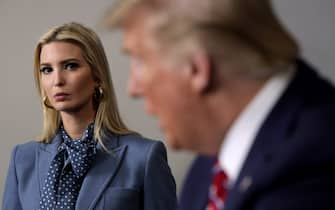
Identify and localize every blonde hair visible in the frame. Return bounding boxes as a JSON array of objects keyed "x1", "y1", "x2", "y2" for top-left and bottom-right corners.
[
  {"x1": 104, "y1": 0, "x2": 299, "y2": 79},
  {"x1": 34, "y1": 22, "x2": 136, "y2": 144}
]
